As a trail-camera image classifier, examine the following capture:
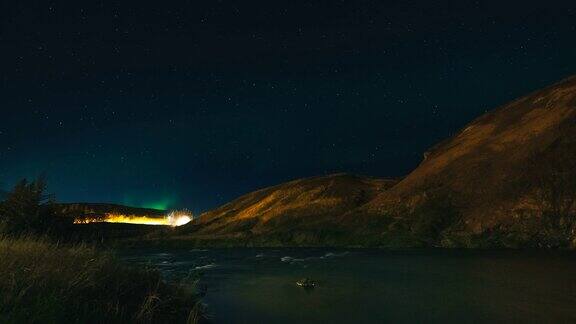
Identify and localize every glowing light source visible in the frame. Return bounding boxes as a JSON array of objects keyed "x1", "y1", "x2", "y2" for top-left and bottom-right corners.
[
  {"x1": 165, "y1": 210, "x2": 193, "y2": 226},
  {"x1": 74, "y1": 210, "x2": 192, "y2": 227}
]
